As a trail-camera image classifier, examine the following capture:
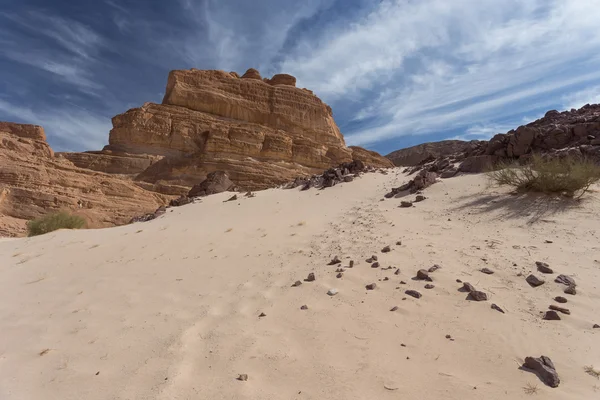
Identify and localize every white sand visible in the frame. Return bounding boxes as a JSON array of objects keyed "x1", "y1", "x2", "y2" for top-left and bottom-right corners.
[{"x1": 1, "y1": 171, "x2": 599, "y2": 399}]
